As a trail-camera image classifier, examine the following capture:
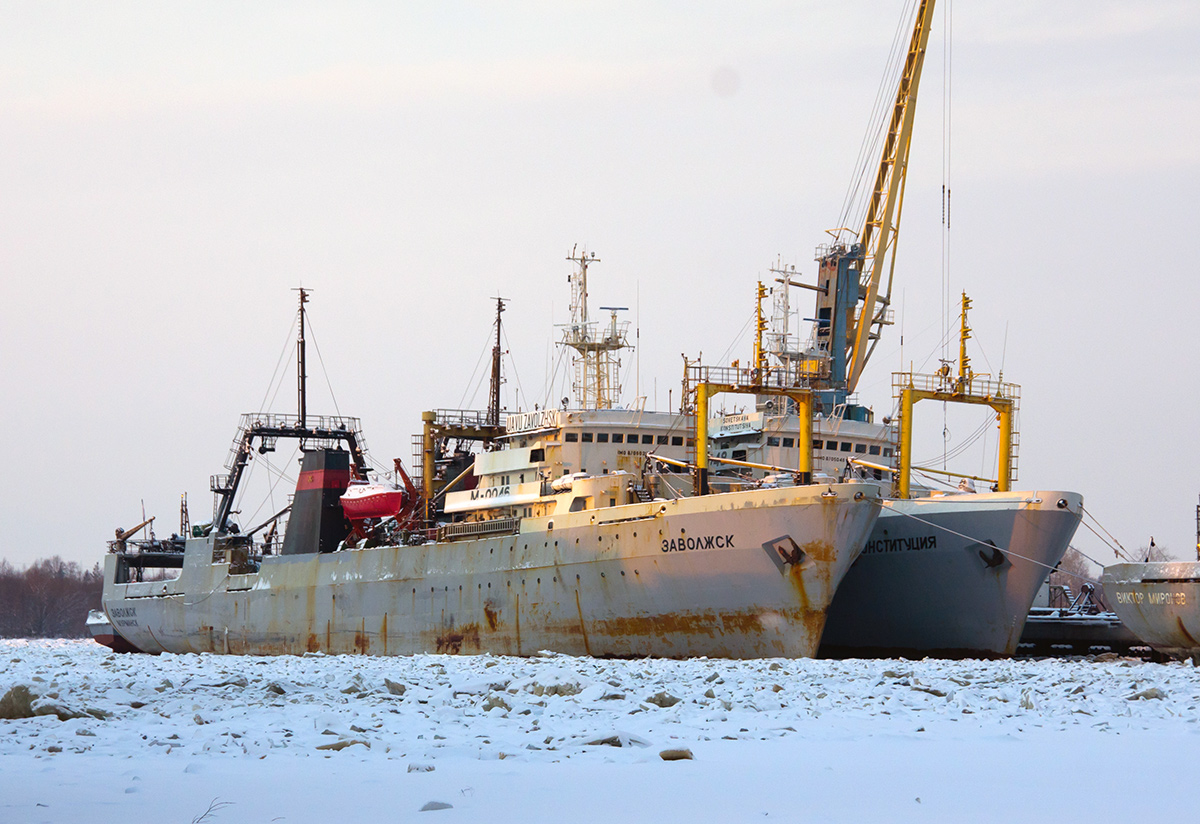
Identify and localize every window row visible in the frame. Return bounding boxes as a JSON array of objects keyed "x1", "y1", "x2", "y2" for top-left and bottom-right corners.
[
  {"x1": 763, "y1": 437, "x2": 892, "y2": 458},
  {"x1": 816, "y1": 441, "x2": 891, "y2": 457},
  {"x1": 563, "y1": 431, "x2": 686, "y2": 446}
]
